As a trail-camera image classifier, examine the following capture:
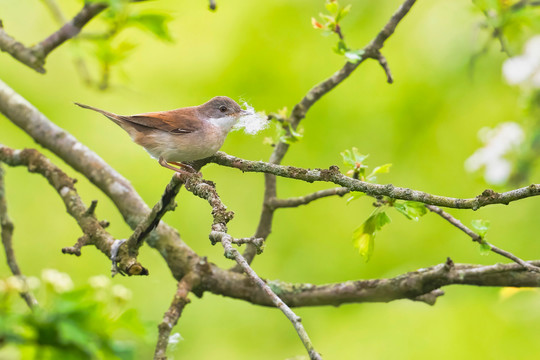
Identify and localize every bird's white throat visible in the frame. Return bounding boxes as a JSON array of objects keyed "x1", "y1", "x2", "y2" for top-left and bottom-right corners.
[{"x1": 210, "y1": 115, "x2": 238, "y2": 133}]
